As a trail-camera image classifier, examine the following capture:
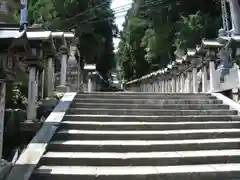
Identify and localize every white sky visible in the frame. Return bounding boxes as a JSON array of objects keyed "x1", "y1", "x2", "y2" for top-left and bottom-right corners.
[{"x1": 111, "y1": 0, "x2": 132, "y2": 51}]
